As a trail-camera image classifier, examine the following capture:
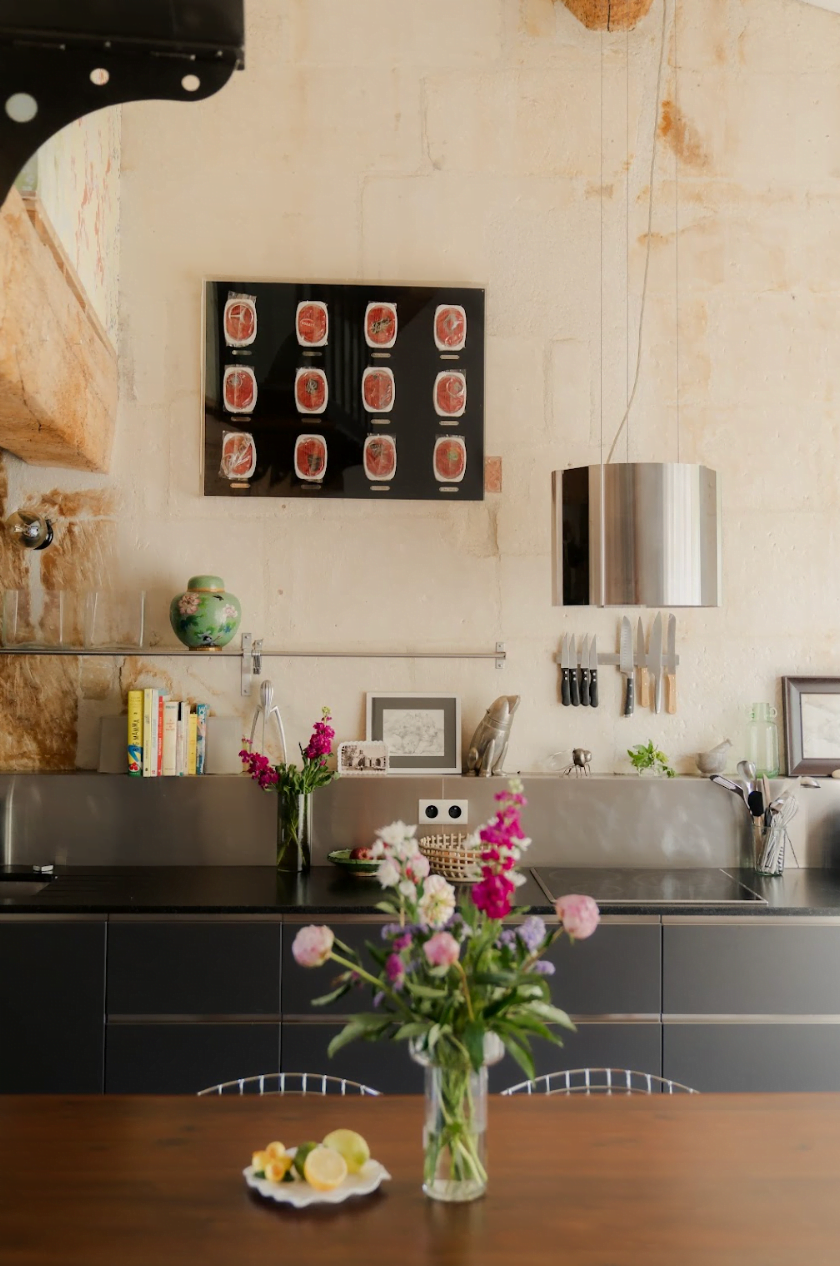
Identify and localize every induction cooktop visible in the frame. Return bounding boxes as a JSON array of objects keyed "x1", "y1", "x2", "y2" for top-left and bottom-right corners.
[{"x1": 533, "y1": 868, "x2": 767, "y2": 907}]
